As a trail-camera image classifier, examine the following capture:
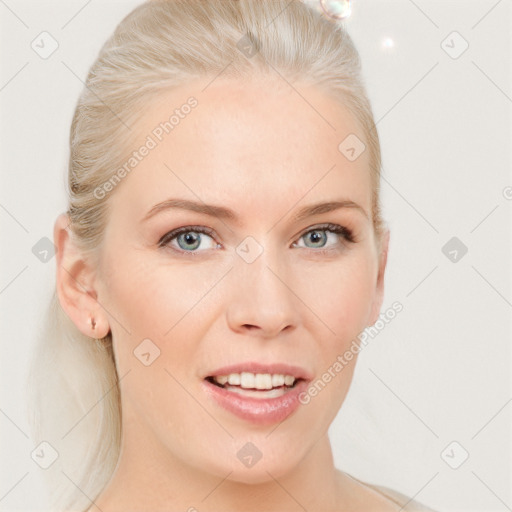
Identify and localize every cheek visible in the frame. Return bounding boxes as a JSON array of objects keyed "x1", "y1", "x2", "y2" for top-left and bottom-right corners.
[
  {"x1": 101, "y1": 252, "x2": 216, "y2": 421},
  {"x1": 101, "y1": 249, "x2": 226, "y2": 342},
  {"x1": 104, "y1": 257, "x2": 173, "y2": 337},
  {"x1": 302, "y1": 252, "x2": 377, "y2": 331},
  {"x1": 292, "y1": 253, "x2": 377, "y2": 426}
]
